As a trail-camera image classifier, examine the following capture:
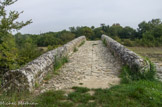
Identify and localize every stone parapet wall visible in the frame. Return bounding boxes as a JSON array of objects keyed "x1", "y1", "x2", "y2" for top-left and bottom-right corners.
[
  {"x1": 101, "y1": 34, "x2": 150, "y2": 71},
  {"x1": 3, "y1": 36, "x2": 86, "y2": 92}
]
